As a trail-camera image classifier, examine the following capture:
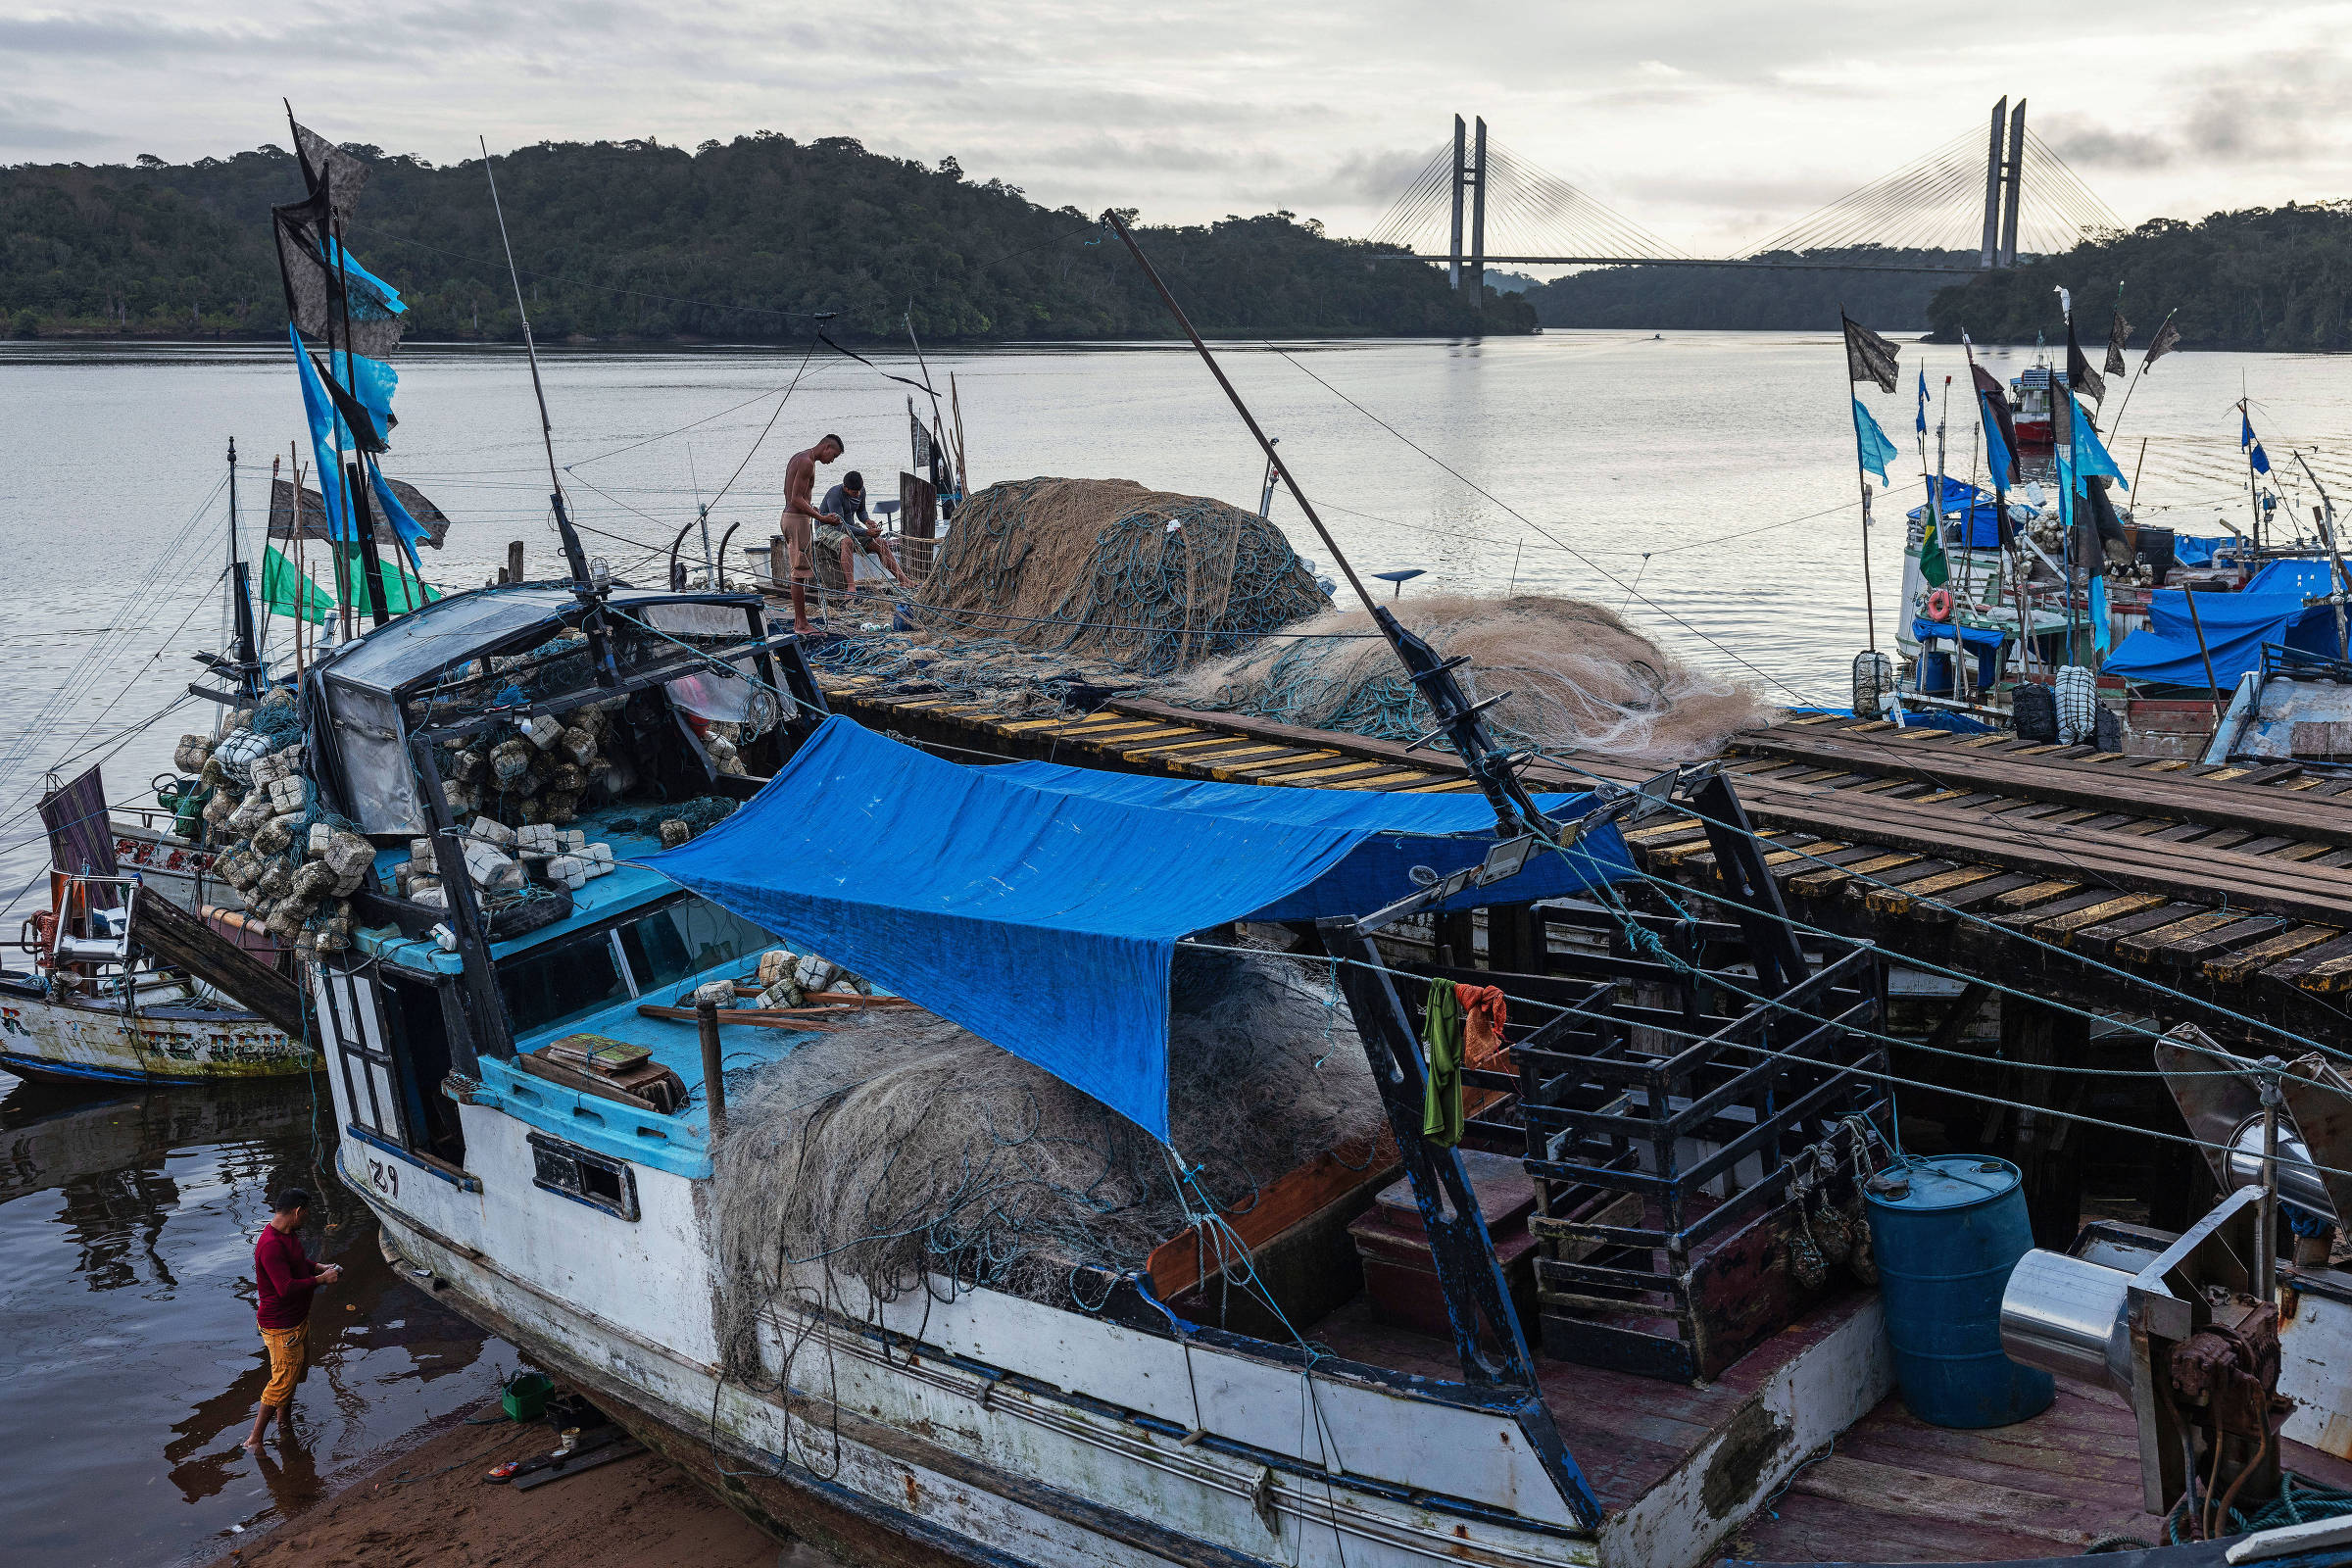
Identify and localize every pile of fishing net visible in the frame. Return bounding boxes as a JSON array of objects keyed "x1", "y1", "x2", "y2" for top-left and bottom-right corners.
[
  {"x1": 907, "y1": 477, "x2": 1331, "y2": 674},
  {"x1": 710, "y1": 948, "x2": 1382, "y2": 1358},
  {"x1": 806, "y1": 629, "x2": 1149, "y2": 717},
  {"x1": 1163, "y1": 593, "x2": 1777, "y2": 764}
]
